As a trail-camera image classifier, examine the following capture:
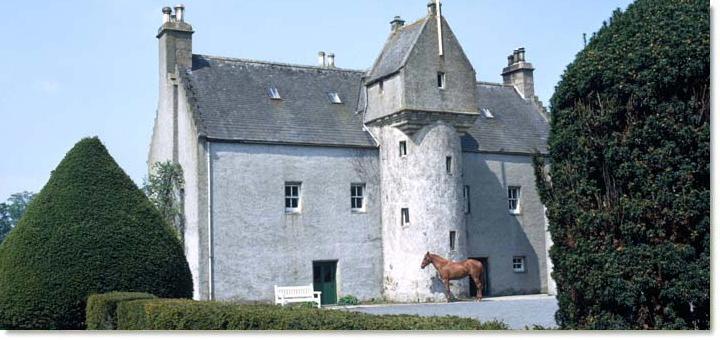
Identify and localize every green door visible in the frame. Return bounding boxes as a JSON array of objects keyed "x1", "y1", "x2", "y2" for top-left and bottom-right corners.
[{"x1": 313, "y1": 261, "x2": 337, "y2": 305}]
